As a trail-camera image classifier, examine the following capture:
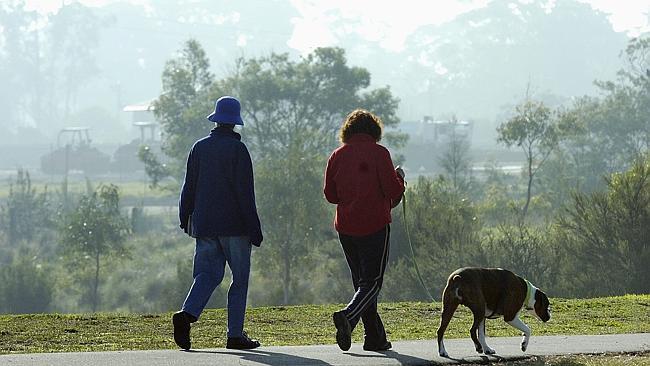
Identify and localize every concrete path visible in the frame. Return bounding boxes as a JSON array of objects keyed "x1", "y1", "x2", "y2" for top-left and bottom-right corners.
[{"x1": 1, "y1": 334, "x2": 649, "y2": 365}]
